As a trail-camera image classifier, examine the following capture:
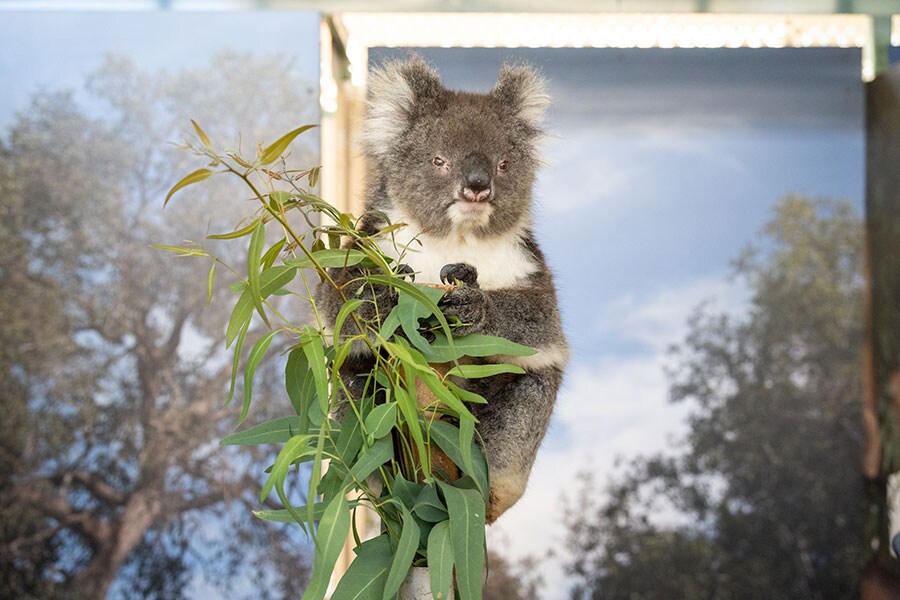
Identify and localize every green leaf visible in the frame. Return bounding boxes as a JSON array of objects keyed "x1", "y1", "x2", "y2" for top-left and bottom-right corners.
[
  {"x1": 260, "y1": 434, "x2": 315, "y2": 503},
  {"x1": 284, "y1": 346, "x2": 315, "y2": 433},
  {"x1": 226, "y1": 321, "x2": 249, "y2": 406},
  {"x1": 445, "y1": 363, "x2": 525, "y2": 379},
  {"x1": 414, "y1": 484, "x2": 449, "y2": 523},
  {"x1": 269, "y1": 190, "x2": 293, "y2": 209},
  {"x1": 284, "y1": 248, "x2": 370, "y2": 270},
  {"x1": 247, "y1": 220, "x2": 267, "y2": 325},
  {"x1": 221, "y1": 416, "x2": 302, "y2": 445},
  {"x1": 151, "y1": 244, "x2": 209, "y2": 258},
  {"x1": 253, "y1": 501, "x2": 328, "y2": 524},
  {"x1": 240, "y1": 330, "x2": 278, "y2": 424},
  {"x1": 208, "y1": 218, "x2": 262, "y2": 240},
  {"x1": 333, "y1": 298, "x2": 365, "y2": 346},
  {"x1": 446, "y1": 382, "x2": 487, "y2": 405},
  {"x1": 260, "y1": 237, "x2": 286, "y2": 270},
  {"x1": 395, "y1": 385, "x2": 427, "y2": 477},
  {"x1": 391, "y1": 474, "x2": 423, "y2": 511},
  {"x1": 438, "y1": 482, "x2": 486, "y2": 600},
  {"x1": 225, "y1": 266, "x2": 297, "y2": 347},
  {"x1": 191, "y1": 119, "x2": 213, "y2": 149},
  {"x1": 259, "y1": 124, "x2": 317, "y2": 166},
  {"x1": 364, "y1": 402, "x2": 397, "y2": 442},
  {"x1": 420, "y1": 332, "x2": 537, "y2": 363},
  {"x1": 330, "y1": 535, "x2": 391, "y2": 600},
  {"x1": 164, "y1": 168, "x2": 213, "y2": 207},
  {"x1": 301, "y1": 493, "x2": 352, "y2": 600},
  {"x1": 430, "y1": 420, "x2": 489, "y2": 501},
  {"x1": 308, "y1": 165, "x2": 320, "y2": 188},
  {"x1": 366, "y1": 276, "x2": 455, "y2": 343},
  {"x1": 395, "y1": 287, "x2": 447, "y2": 354},
  {"x1": 427, "y1": 521, "x2": 454, "y2": 600},
  {"x1": 348, "y1": 435, "x2": 393, "y2": 483},
  {"x1": 382, "y1": 504, "x2": 421, "y2": 600},
  {"x1": 300, "y1": 327, "x2": 329, "y2": 416},
  {"x1": 206, "y1": 260, "x2": 216, "y2": 305}
]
